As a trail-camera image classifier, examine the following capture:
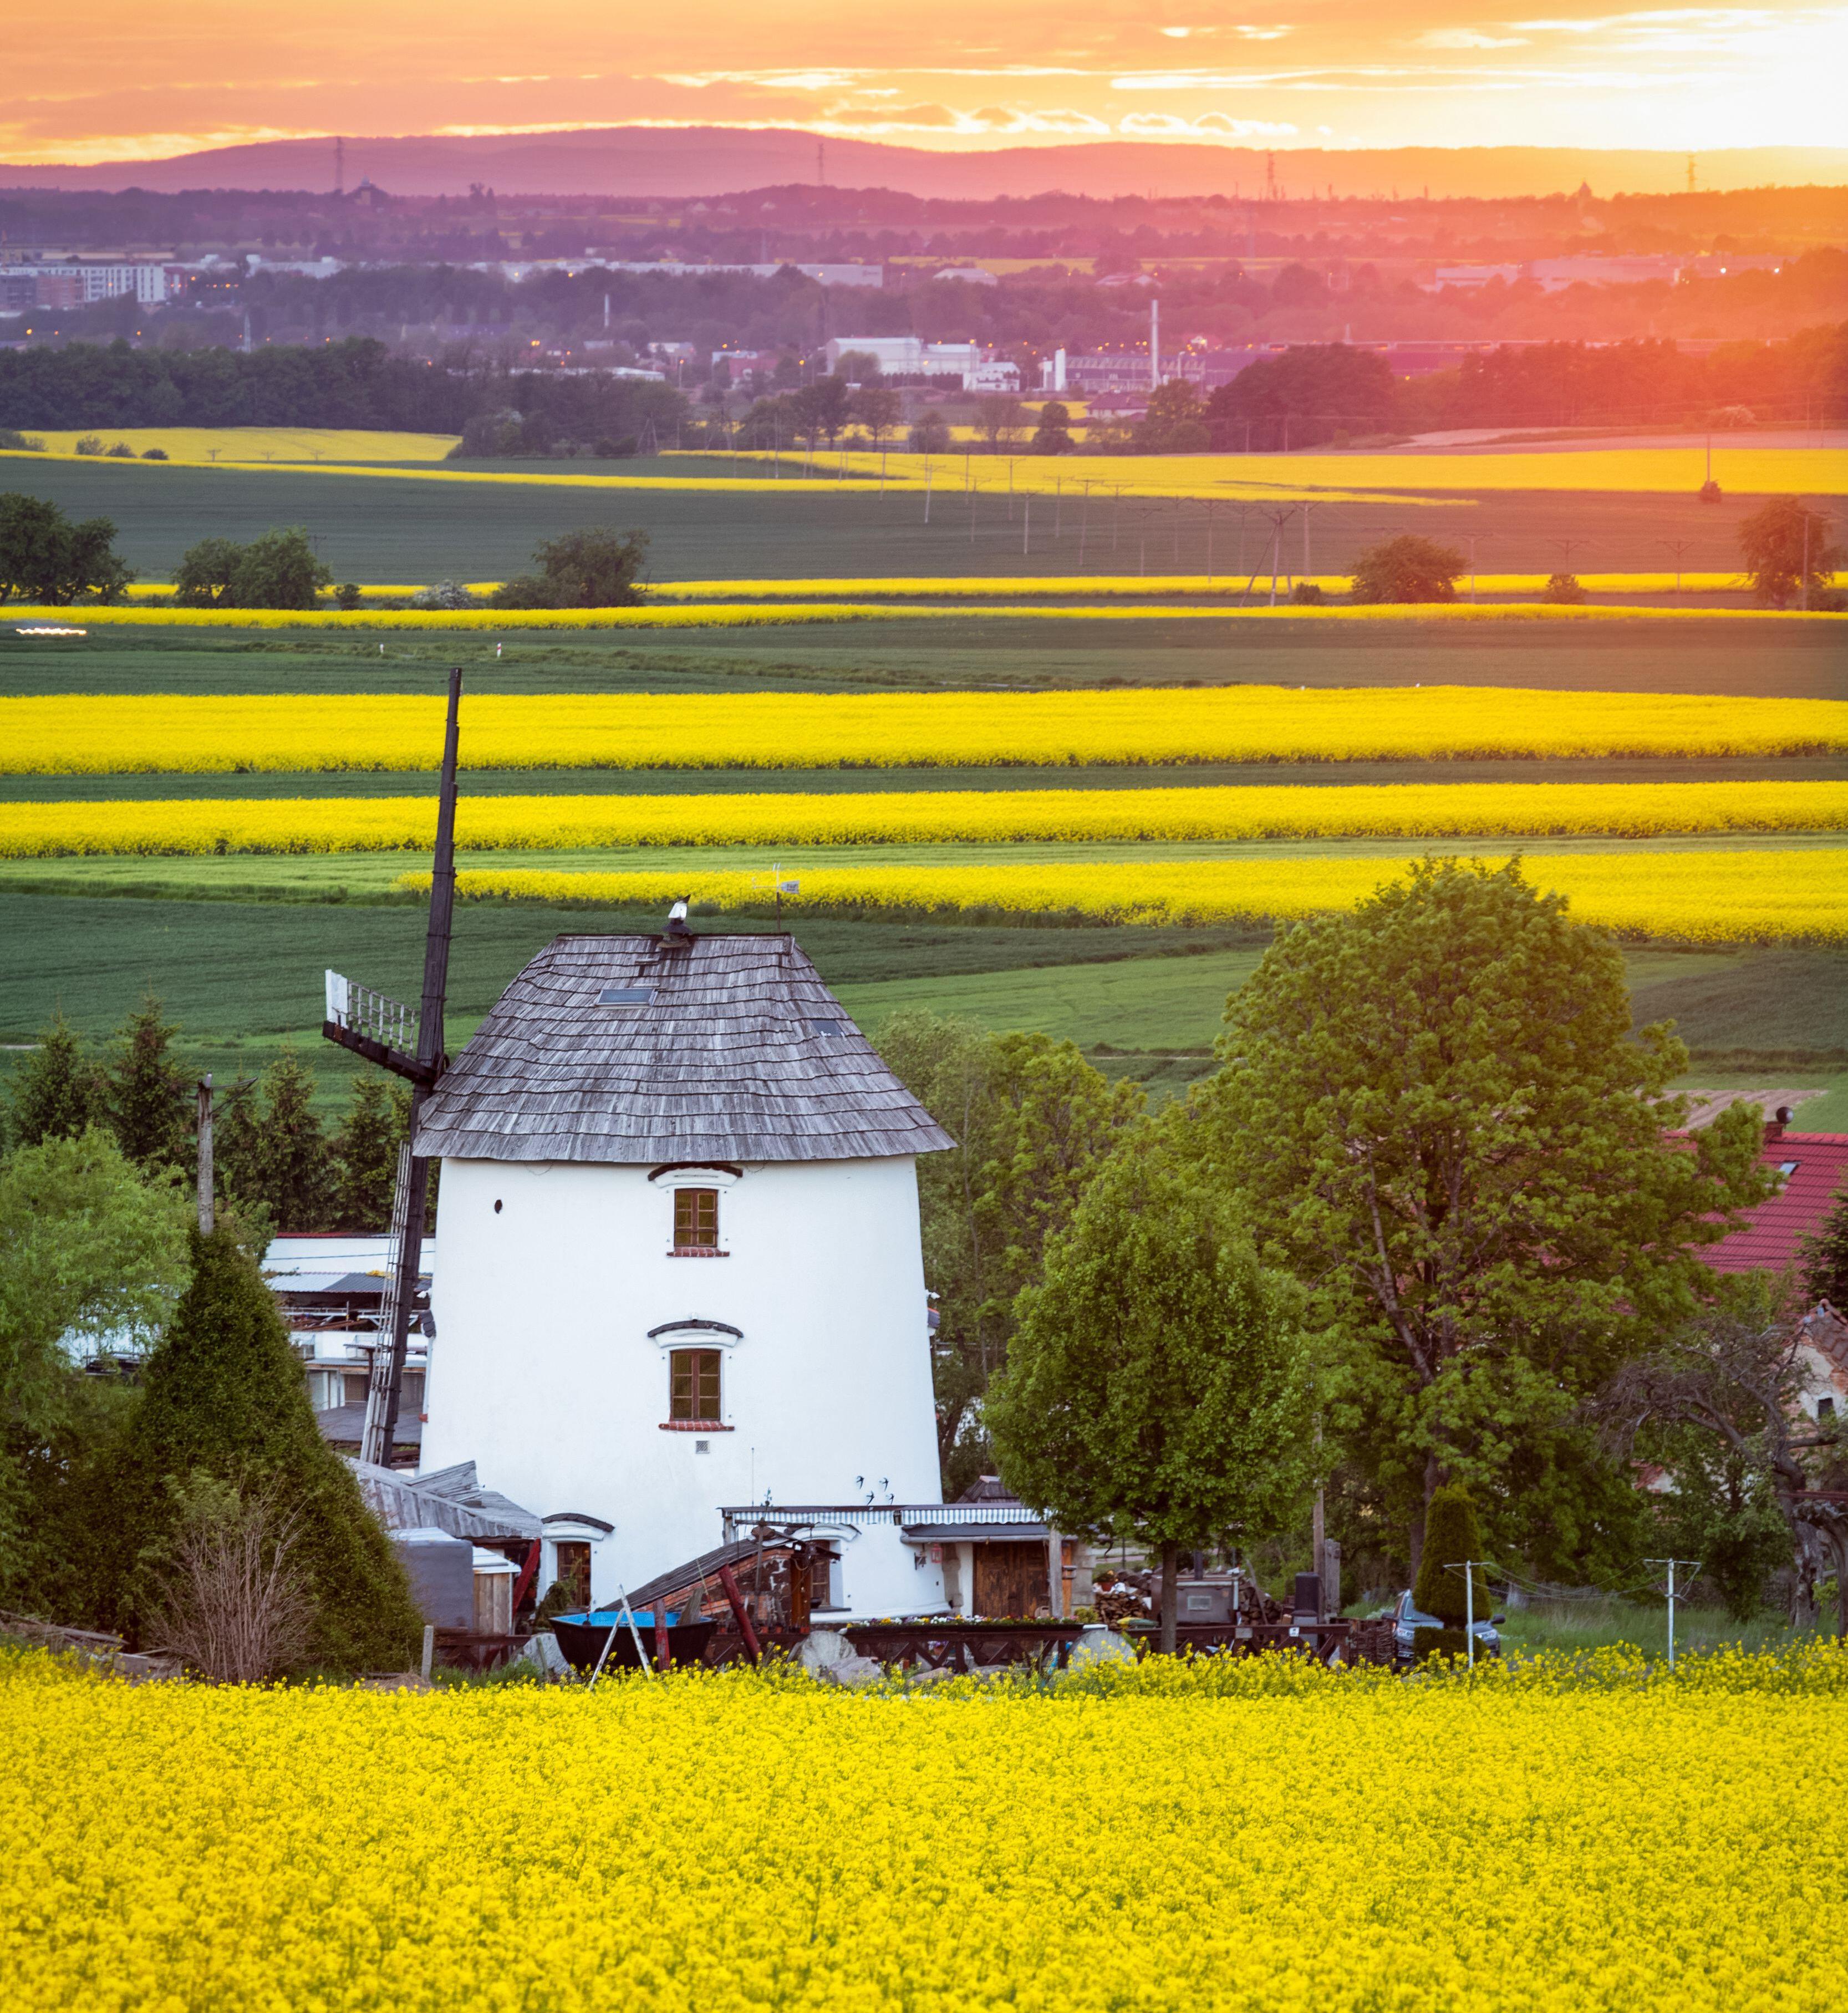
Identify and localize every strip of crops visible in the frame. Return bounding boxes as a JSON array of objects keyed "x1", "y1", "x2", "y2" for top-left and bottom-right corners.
[
  {"x1": 725, "y1": 443, "x2": 1848, "y2": 498},
  {"x1": 4, "y1": 1649, "x2": 1845, "y2": 2013},
  {"x1": 640, "y1": 572, "x2": 1747, "y2": 599},
  {"x1": 9, "y1": 690, "x2": 1845, "y2": 775},
  {"x1": 8, "y1": 781, "x2": 1848, "y2": 856},
  {"x1": 416, "y1": 848, "x2": 1848, "y2": 944}
]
